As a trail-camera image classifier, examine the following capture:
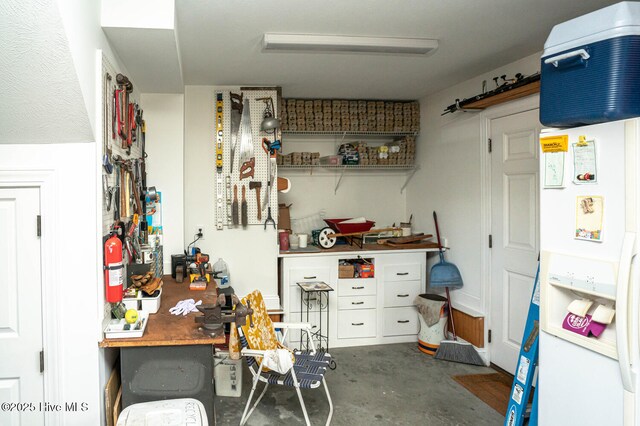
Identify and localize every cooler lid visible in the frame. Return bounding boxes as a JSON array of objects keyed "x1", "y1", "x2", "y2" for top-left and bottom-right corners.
[
  {"x1": 544, "y1": 2, "x2": 640, "y2": 56},
  {"x1": 116, "y1": 398, "x2": 208, "y2": 426}
]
